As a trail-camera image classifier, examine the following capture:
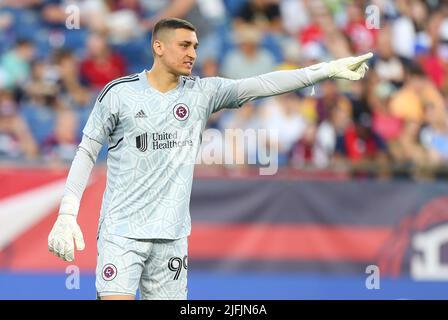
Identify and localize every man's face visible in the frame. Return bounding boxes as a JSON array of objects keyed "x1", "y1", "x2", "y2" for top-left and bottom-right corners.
[{"x1": 155, "y1": 28, "x2": 198, "y2": 76}]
